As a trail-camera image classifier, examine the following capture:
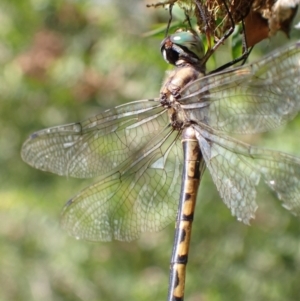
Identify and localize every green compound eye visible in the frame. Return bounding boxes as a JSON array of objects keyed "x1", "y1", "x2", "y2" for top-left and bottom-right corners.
[{"x1": 170, "y1": 30, "x2": 205, "y2": 60}]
